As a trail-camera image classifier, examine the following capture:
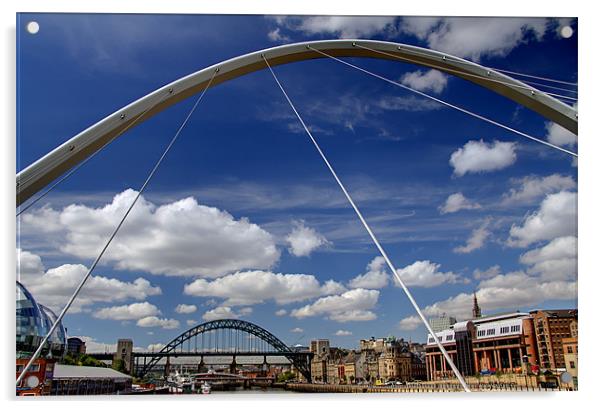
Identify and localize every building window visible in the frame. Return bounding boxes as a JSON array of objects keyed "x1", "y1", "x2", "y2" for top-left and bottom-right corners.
[
  {"x1": 570, "y1": 361, "x2": 576, "y2": 369},
  {"x1": 500, "y1": 327, "x2": 510, "y2": 334},
  {"x1": 446, "y1": 335, "x2": 453, "y2": 341},
  {"x1": 486, "y1": 329, "x2": 495, "y2": 336},
  {"x1": 567, "y1": 346, "x2": 573, "y2": 353}
]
